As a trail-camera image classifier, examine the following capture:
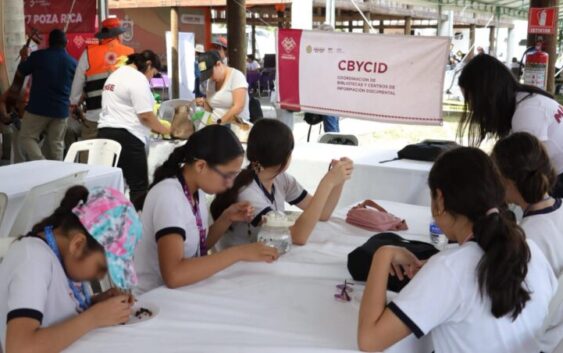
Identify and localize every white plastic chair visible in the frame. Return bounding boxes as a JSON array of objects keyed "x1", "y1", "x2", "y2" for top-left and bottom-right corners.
[
  {"x1": 318, "y1": 133, "x2": 359, "y2": 146},
  {"x1": 158, "y1": 99, "x2": 193, "y2": 122},
  {"x1": 8, "y1": 171, "x2": 87, "y2": 238},
  {"x1": 64, "y1": 139, "x2": 122, "y2": 167},
  {"x1": 0, "y1": 237, "x2": 15, "y2": 263},
  {"x1": 541, "y1": 274, "x2": 563, "y2": 353}
]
